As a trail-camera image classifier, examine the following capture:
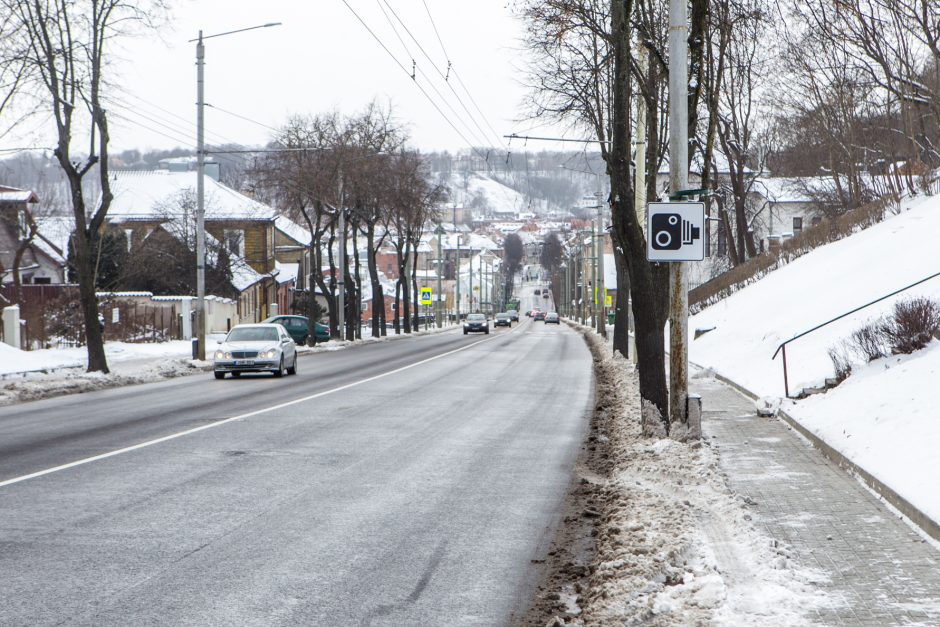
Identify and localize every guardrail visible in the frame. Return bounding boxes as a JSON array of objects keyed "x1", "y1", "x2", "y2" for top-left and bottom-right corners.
[{"x1": 772, "y1": 270, "x2": 940, "y2": 398}]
